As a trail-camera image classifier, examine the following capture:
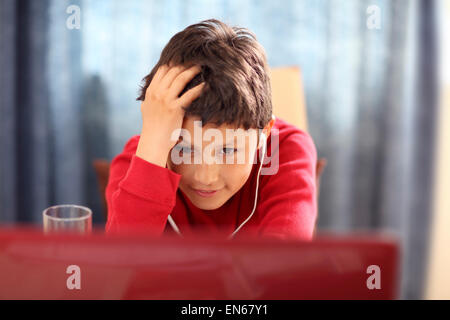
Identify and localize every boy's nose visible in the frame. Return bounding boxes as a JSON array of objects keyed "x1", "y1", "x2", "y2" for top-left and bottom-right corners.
[{"x1": 193, "y1": 162, "x2": 220, "y2": 187}]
